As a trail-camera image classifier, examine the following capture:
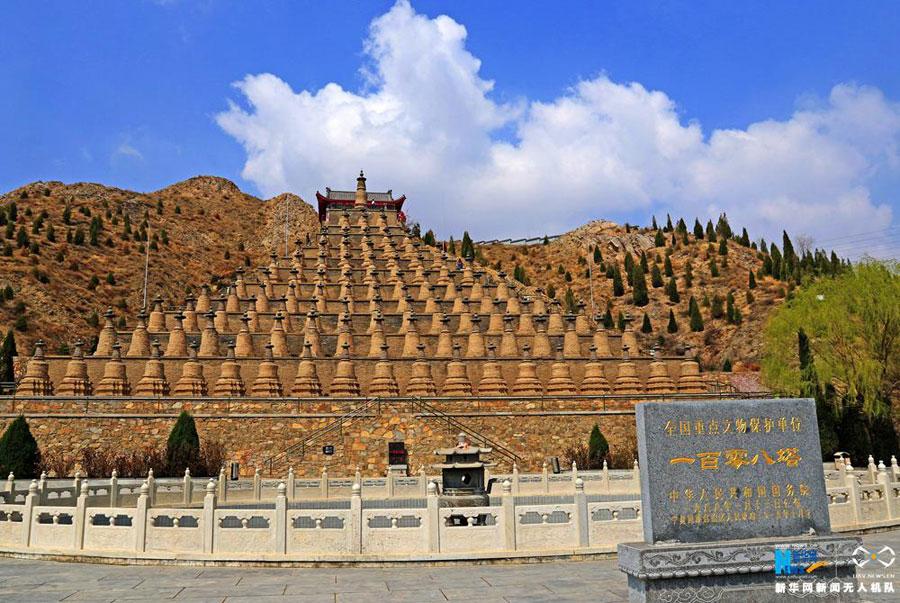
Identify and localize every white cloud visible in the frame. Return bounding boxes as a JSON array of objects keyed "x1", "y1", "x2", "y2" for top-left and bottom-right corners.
[
  {"x1": 217, "y1": 0, "x2": 898, "y2": 255},
  {"x1": 112, "y1": 142, "x2": 144, "y2": 162}
]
